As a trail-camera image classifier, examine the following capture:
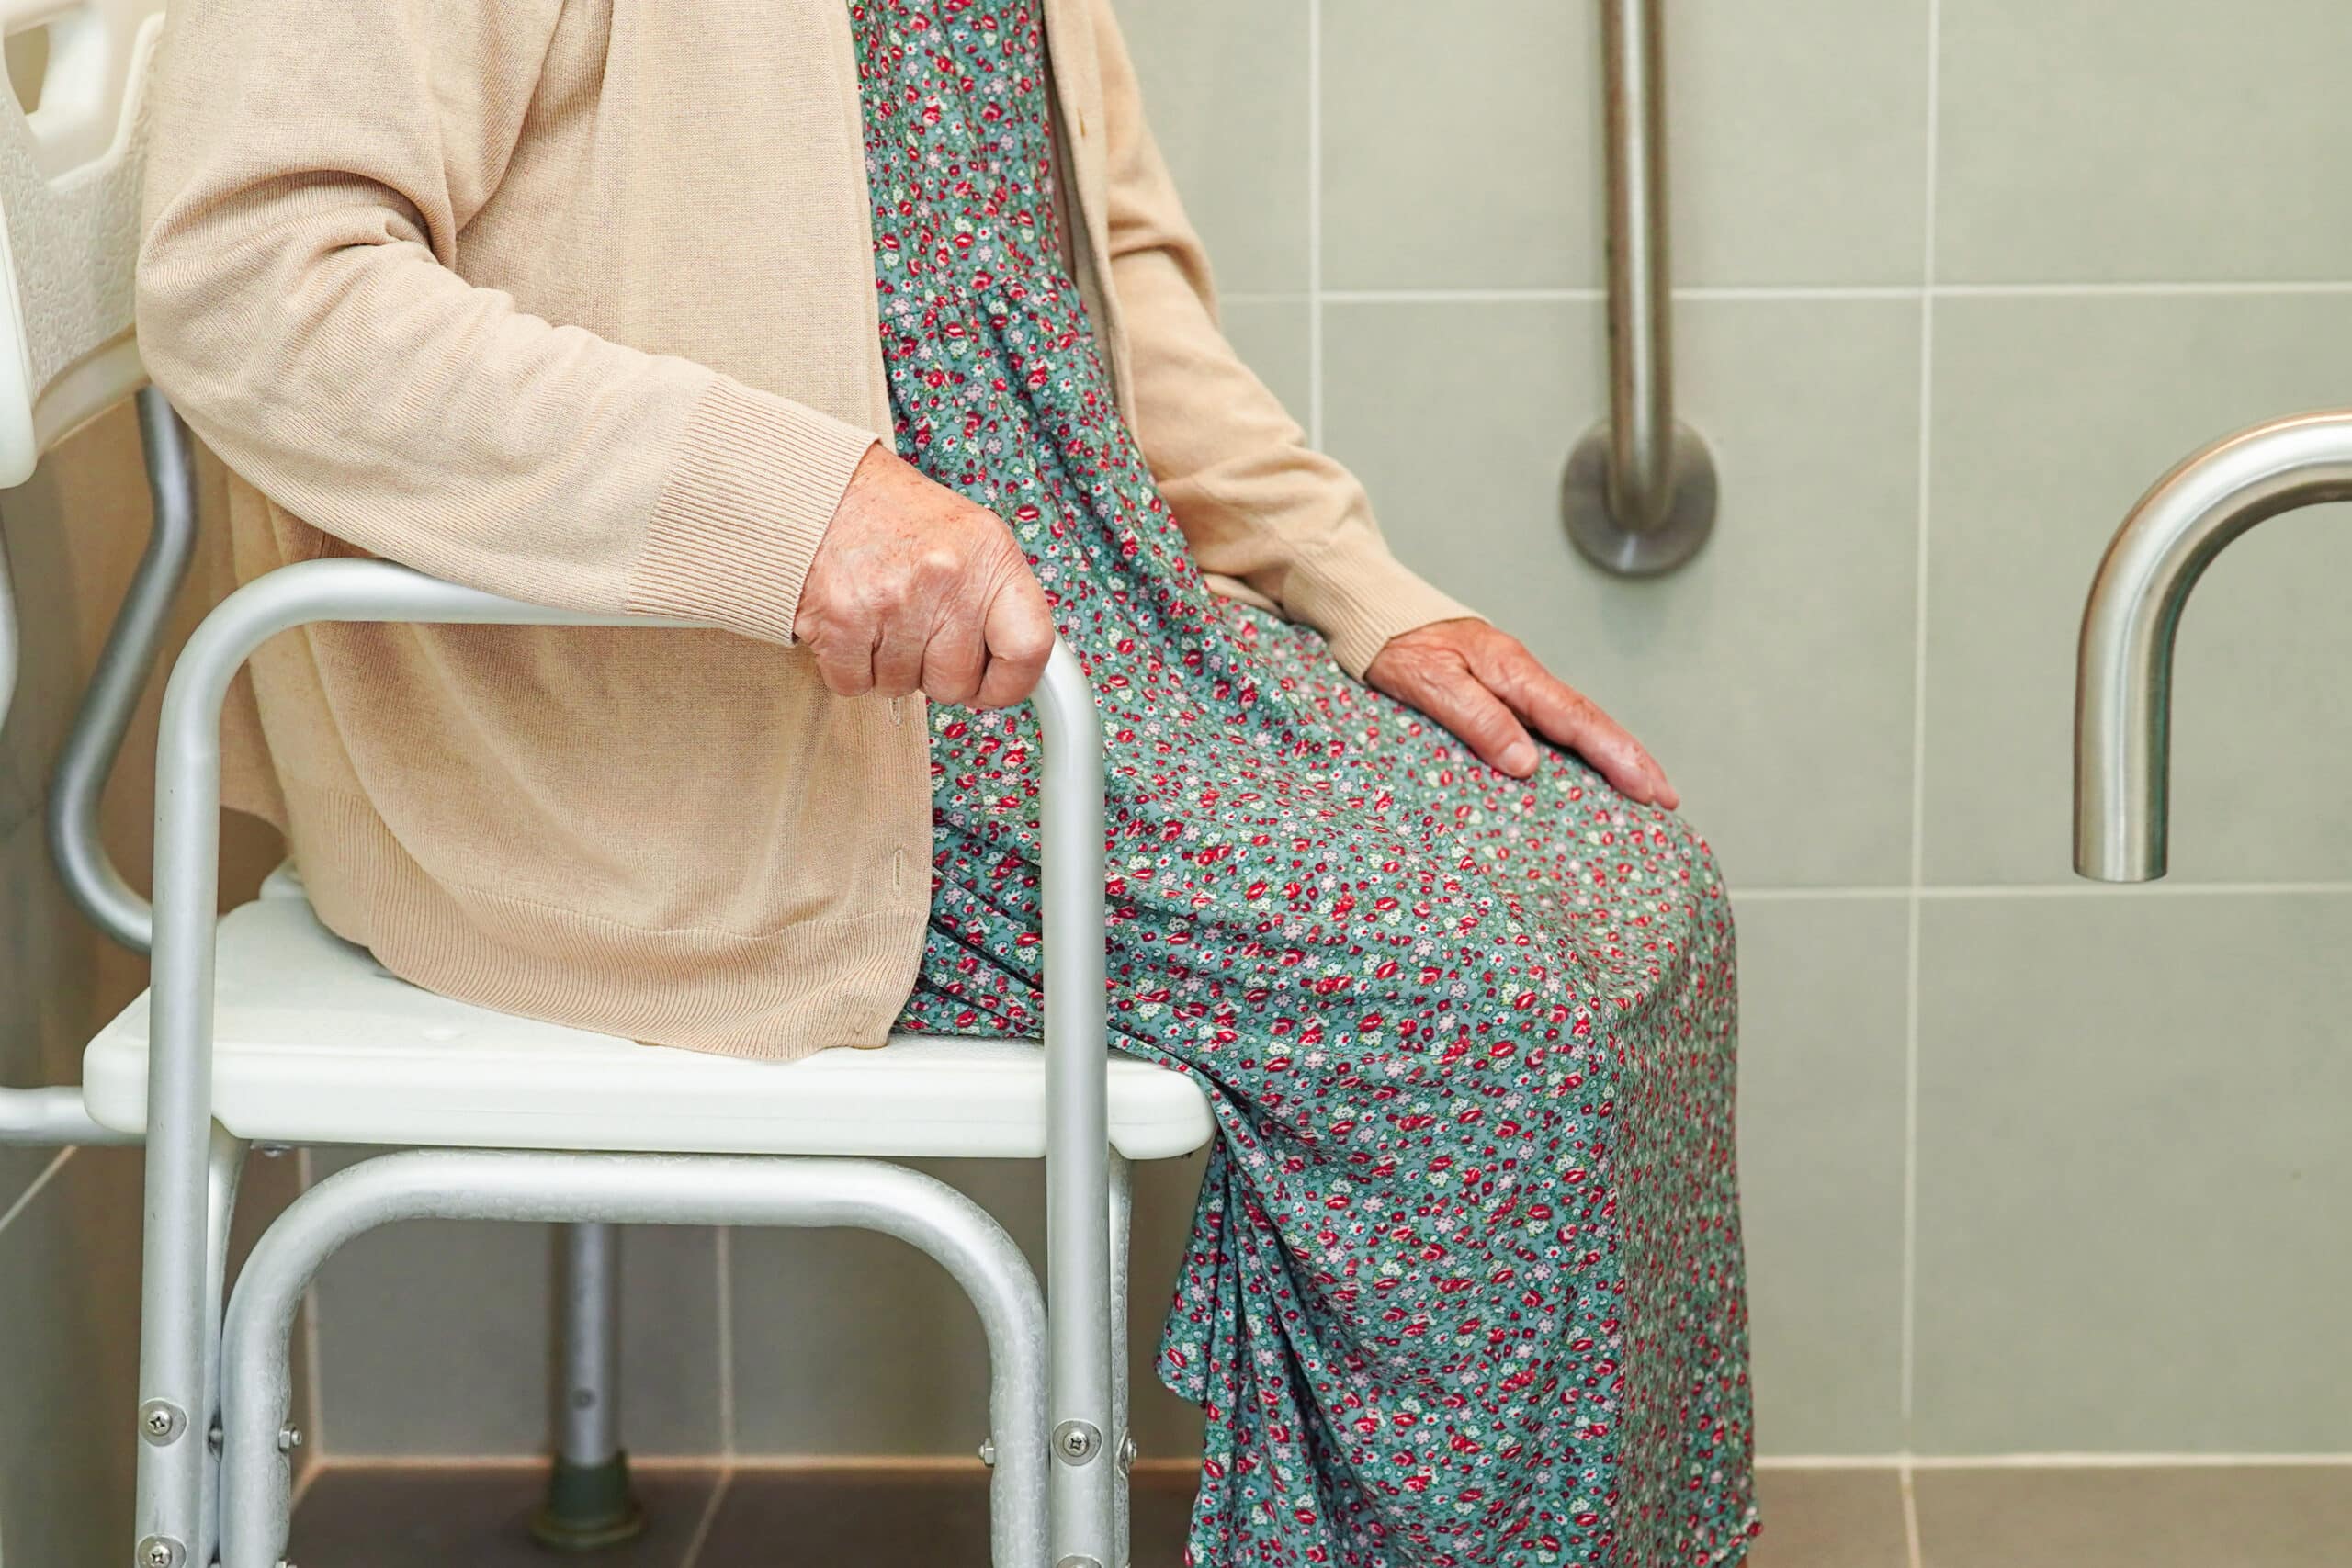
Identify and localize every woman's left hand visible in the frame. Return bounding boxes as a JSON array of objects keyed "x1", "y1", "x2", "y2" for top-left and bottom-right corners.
[{"x1": 1363, "y1": 619, "x2": 1679, "y2": 809}]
